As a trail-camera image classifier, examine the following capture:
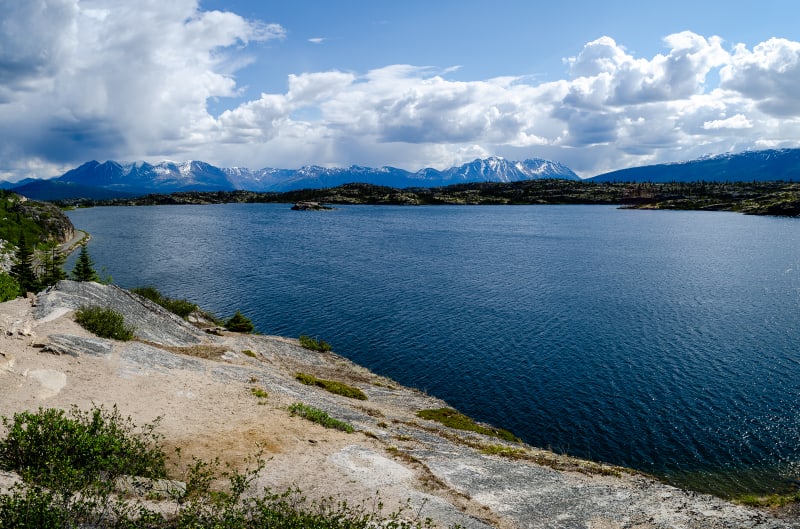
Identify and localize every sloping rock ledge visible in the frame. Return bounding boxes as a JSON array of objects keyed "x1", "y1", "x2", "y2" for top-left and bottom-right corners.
[{"x1": 0, "y1": 280, "x2": 794, "y2": 529}]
